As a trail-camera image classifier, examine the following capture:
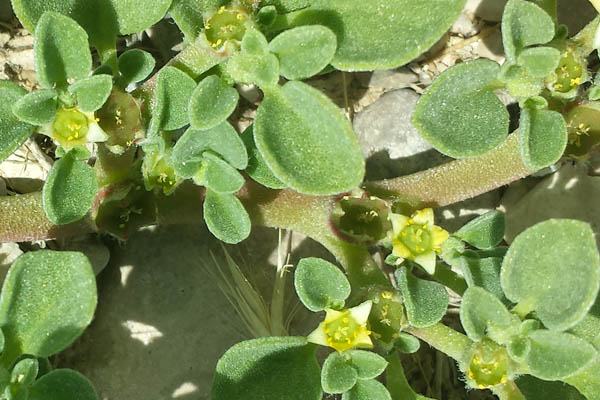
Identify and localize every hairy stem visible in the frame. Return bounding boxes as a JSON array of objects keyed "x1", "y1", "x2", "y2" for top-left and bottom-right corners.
[{"x1": 406, "y1": 323, "x2": 473, "y2": 365}]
